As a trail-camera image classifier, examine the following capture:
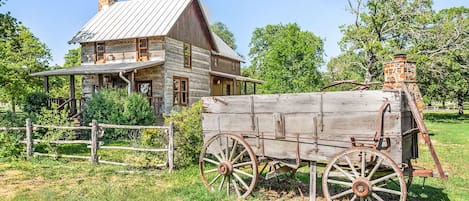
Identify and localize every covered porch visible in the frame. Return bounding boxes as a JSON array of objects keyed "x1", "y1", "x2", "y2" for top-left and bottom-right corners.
[
  {"x1": 30, "y1": 60, "x2": 165, "y2": 118},
  {"x1": 209, "y1": 71, "x2": 264, "y2": 96}
]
